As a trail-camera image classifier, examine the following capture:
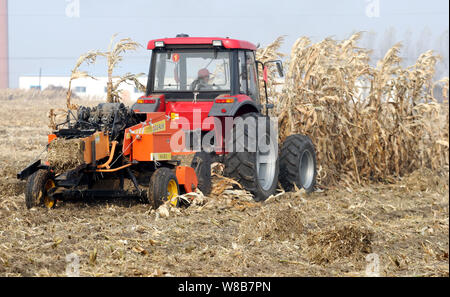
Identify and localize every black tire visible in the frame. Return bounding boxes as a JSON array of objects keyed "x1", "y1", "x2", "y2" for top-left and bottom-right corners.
[
  {"x1": 190, "y1": 152, "x2": 212, "y2": 196},
  {"x1": 279, "y1": 134, "x2": 317, "y2": 193},
  {"x1": 25, "y1": 170, "x2": 56, "y2": 209},
  {"x1": 148, "y1": 167, "x2": 180, "y2": 209},
  {"x1": 224, "y1": 112, "x2": 279, "y2": 202}
]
